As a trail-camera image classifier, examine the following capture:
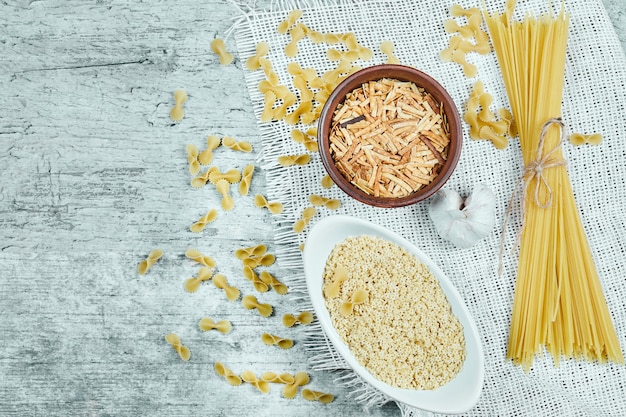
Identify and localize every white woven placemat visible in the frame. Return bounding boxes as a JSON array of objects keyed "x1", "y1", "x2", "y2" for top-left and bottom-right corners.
[{"x1": 233, "y1": 0, "x2": 626, "y2": 415}]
